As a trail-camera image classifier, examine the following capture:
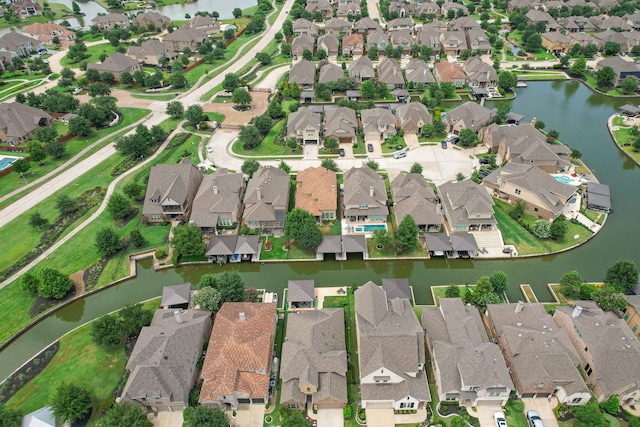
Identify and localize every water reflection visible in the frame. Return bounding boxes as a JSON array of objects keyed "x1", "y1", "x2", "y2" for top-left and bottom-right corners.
[
  {"x1": 54, "y1": 297, "x2": 85, "y2": 322},
  {"x1": 563, "y1": 80, "x2": 579, "y2": 98}
]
